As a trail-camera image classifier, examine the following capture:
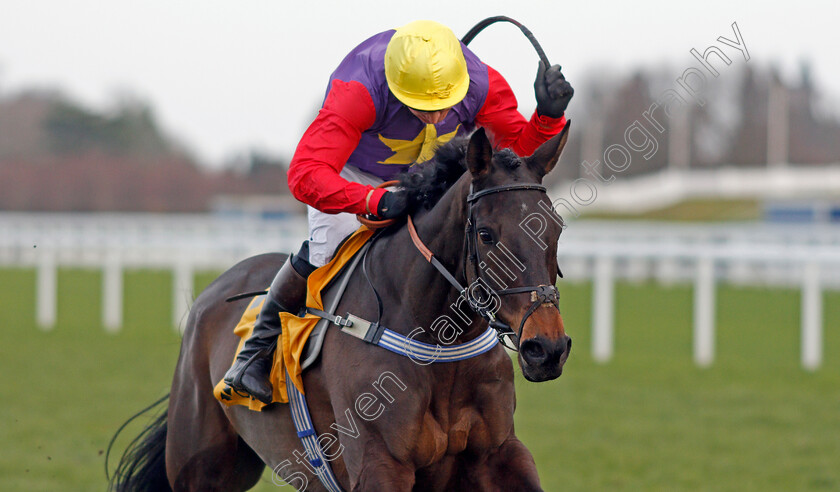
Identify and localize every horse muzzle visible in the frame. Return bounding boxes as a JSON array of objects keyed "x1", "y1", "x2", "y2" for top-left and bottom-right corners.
[{"x1": 518, "y1": 334, "x2": 572, "y2": 382}]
